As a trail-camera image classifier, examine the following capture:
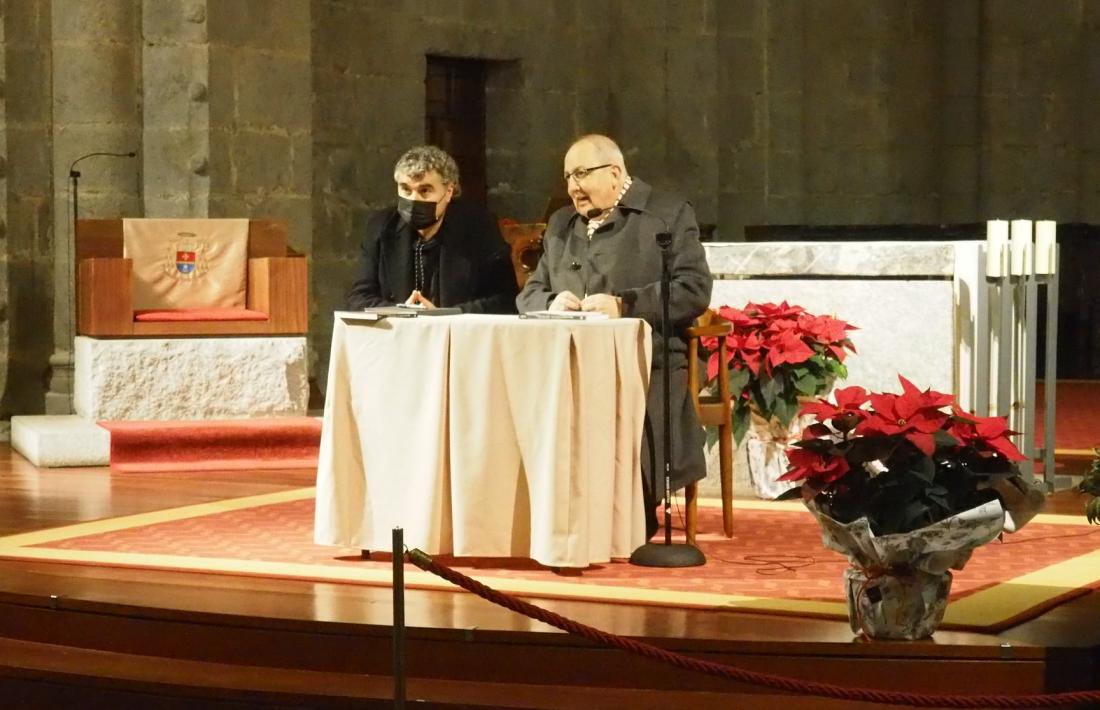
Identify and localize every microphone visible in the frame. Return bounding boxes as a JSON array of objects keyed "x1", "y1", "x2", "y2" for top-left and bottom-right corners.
[
  {"x1": 68, "y1": 149, "x2": 139, "y2": 243},
  {"x1": 69, "y1": 150, "x2": 138, "y2": 178}
]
